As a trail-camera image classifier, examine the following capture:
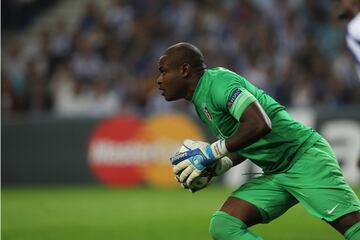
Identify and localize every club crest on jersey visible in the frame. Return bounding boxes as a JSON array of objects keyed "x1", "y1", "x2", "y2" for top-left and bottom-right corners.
[
  {"x1": 203, "y1": 106, "x2": 213, "y2": 121},
  {"x1": 227, "y1": 89, "x2": 241, "y2": 108}
]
